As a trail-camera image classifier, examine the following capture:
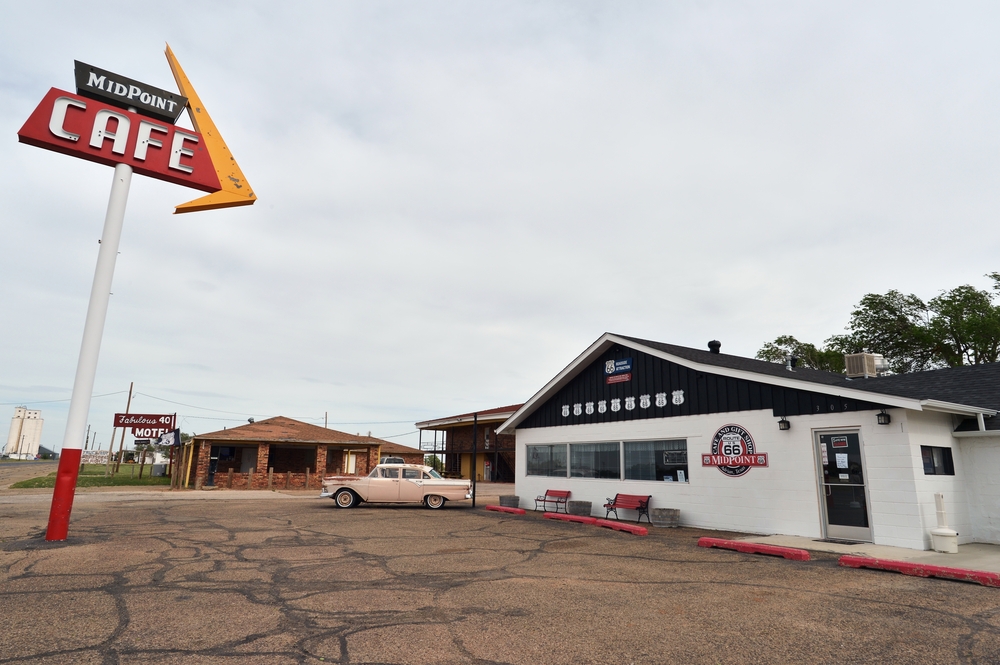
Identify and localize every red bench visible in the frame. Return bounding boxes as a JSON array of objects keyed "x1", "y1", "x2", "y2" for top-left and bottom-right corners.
[
  {"x1": 535, "y1": 489, "x2": 571, "y2": 513},
  {"x1": 604, "y1": 493, "x2": 652, "y2": 523}
]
